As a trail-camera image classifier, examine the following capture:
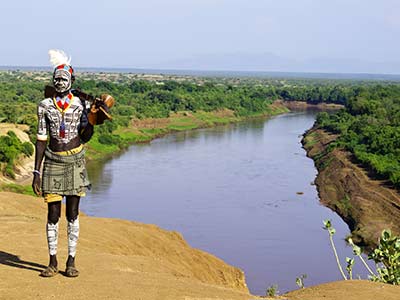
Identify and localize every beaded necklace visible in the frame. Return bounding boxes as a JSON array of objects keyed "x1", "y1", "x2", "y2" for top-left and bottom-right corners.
[{"x1": 53, "y1": 93, "x2": 73, "y2": 138}]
